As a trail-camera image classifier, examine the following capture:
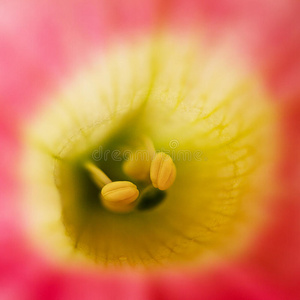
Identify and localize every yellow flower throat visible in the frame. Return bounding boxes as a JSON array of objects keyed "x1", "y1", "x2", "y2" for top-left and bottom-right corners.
[{"x1": 21, "y1": 33, "x2": 278, "y2": 271}]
